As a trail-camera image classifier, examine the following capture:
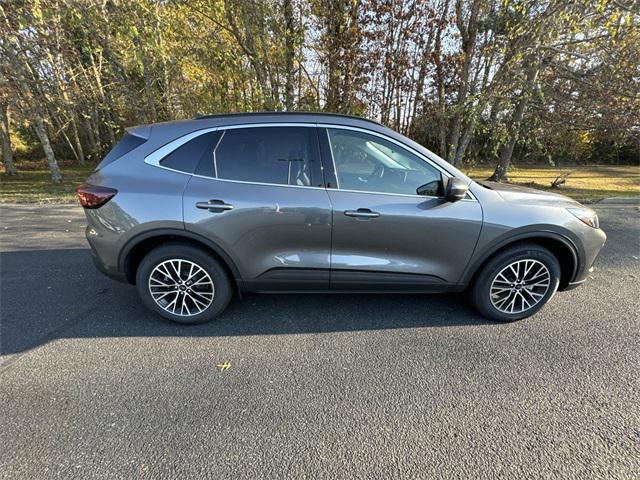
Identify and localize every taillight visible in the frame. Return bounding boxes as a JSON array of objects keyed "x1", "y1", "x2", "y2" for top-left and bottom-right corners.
[{"x1": 75, "y1": 184, "x2": 117, "y2": 209}]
